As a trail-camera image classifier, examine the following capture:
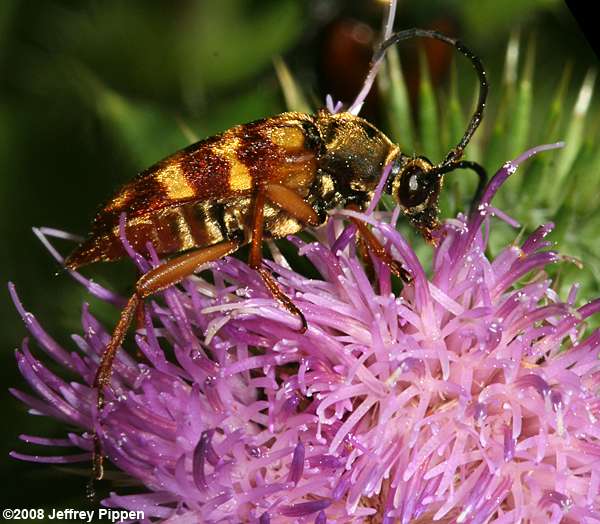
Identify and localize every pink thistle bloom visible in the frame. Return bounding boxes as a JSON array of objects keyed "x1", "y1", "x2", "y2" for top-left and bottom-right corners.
[{"x1": 9, "y1": 144, "x2": 600, "y2": 523}]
